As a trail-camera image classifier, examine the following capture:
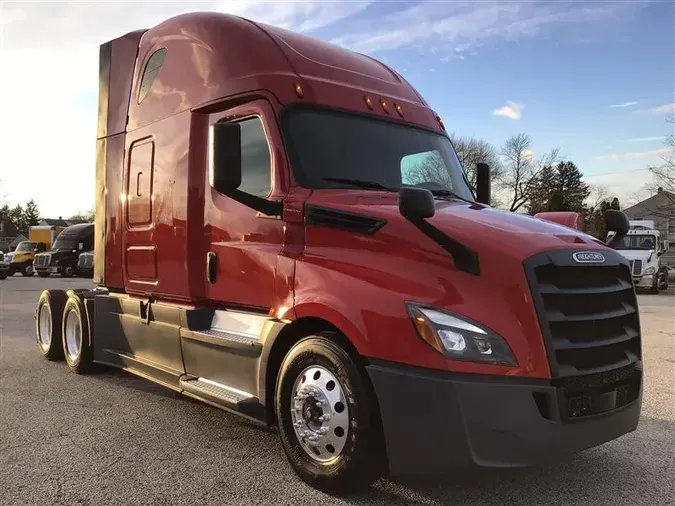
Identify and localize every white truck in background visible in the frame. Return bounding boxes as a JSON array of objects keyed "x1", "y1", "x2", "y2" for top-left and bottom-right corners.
[{"x1": 608, "y1": 219, "x2": 669, "y2": 293}]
